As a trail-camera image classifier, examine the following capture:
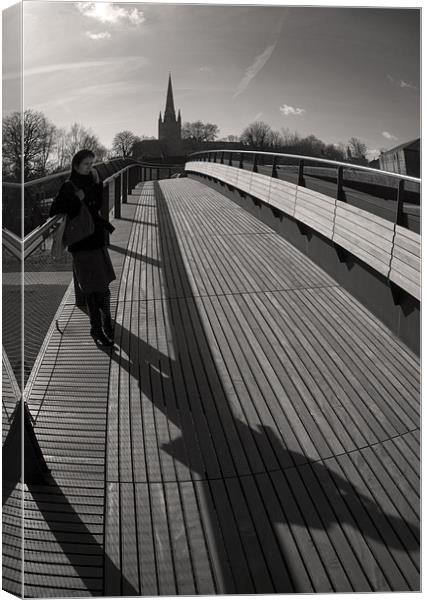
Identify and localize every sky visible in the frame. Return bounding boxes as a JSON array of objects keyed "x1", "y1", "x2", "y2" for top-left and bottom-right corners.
[{"x1": 2, "y1": 1, "x2": 421, "y2": 159}]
